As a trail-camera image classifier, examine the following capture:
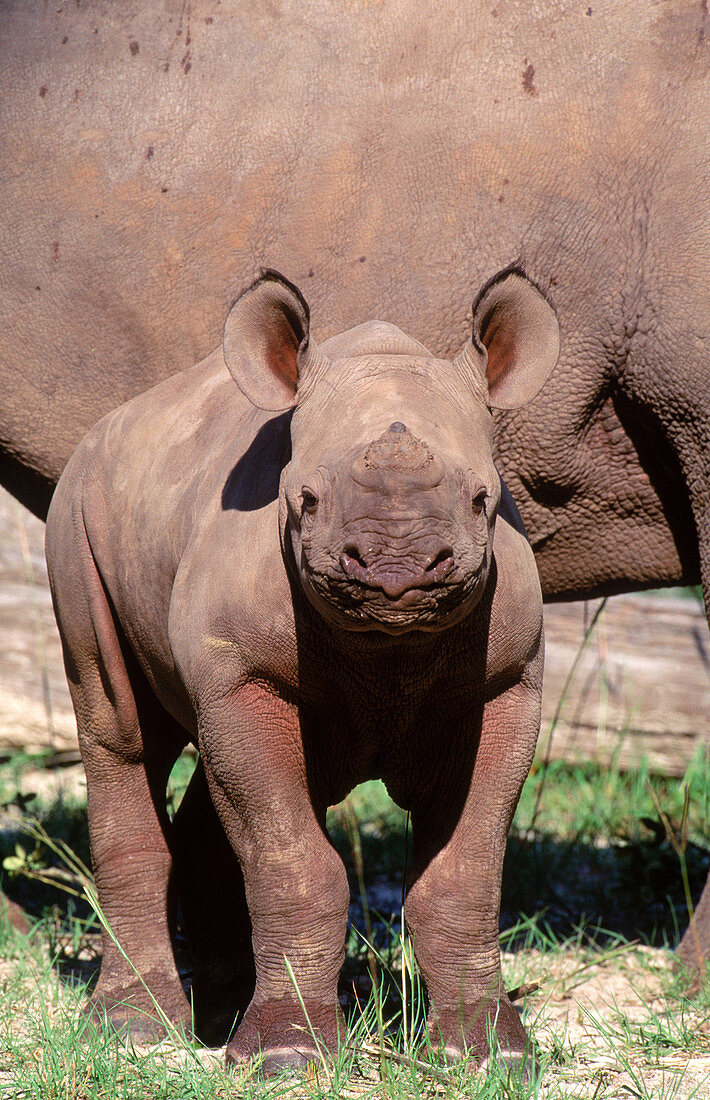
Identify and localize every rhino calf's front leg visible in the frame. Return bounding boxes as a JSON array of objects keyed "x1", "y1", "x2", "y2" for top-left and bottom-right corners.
[{"x1": 198, "y1": 683, "x2": 350, "y2": 1073}]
